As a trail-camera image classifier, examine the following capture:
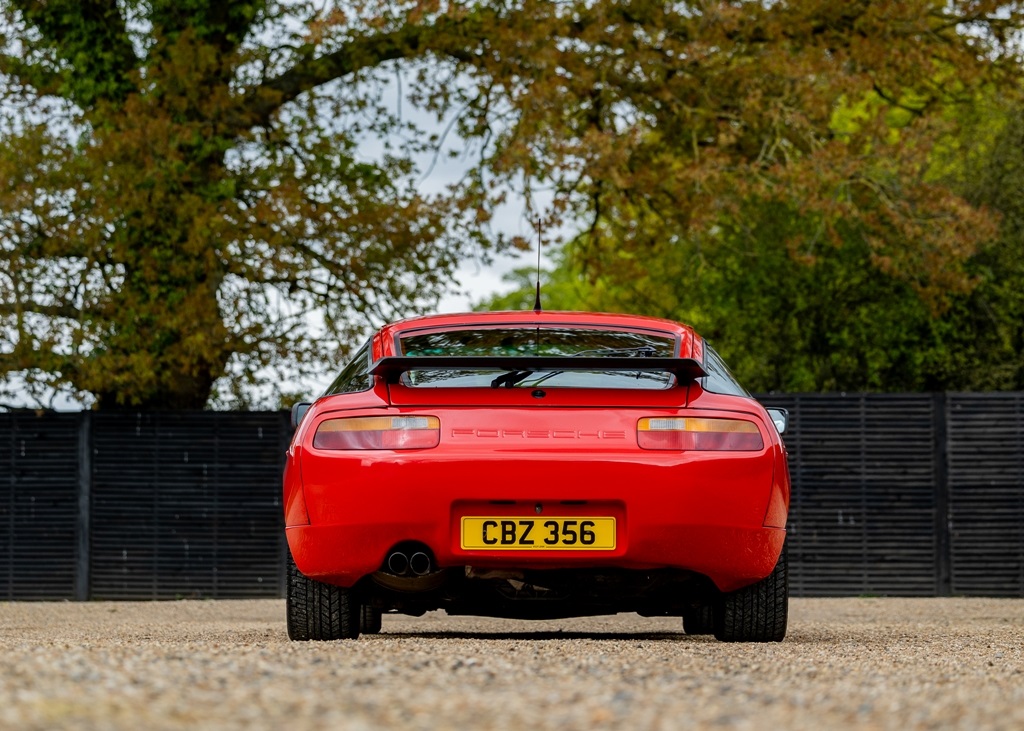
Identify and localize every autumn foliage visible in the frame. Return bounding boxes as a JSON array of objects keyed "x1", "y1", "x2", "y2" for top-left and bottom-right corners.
[{"x1": 2, "y1": 1, "x2": 1023, "y2": 407}]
